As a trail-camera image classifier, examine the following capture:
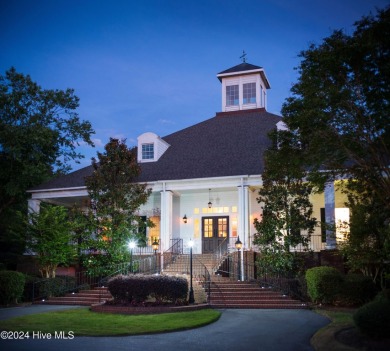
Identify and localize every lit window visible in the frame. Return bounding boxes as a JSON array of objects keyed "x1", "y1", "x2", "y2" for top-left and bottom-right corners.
[
  {"x1": 142, "y1": 143, "x2": 154, "y2": 160},
  {"x1": 226, "y1": 85, "x2": 239, "y2": 106},
  {"x1": 243, "y1": 83, "x2": 256, "y2": 104}
]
